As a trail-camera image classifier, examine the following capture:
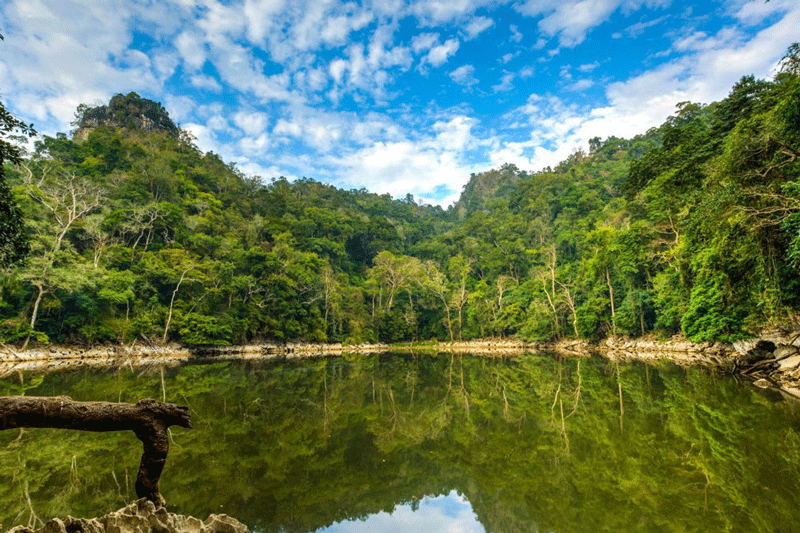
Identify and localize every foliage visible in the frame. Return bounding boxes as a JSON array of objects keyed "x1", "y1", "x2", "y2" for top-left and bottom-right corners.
[
  {"x1": 2, "y1": 44, "x2": 800, "y2": 345},
  {"x1": 0, "y1": 93, "x2": 35, "y2": 266}
]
